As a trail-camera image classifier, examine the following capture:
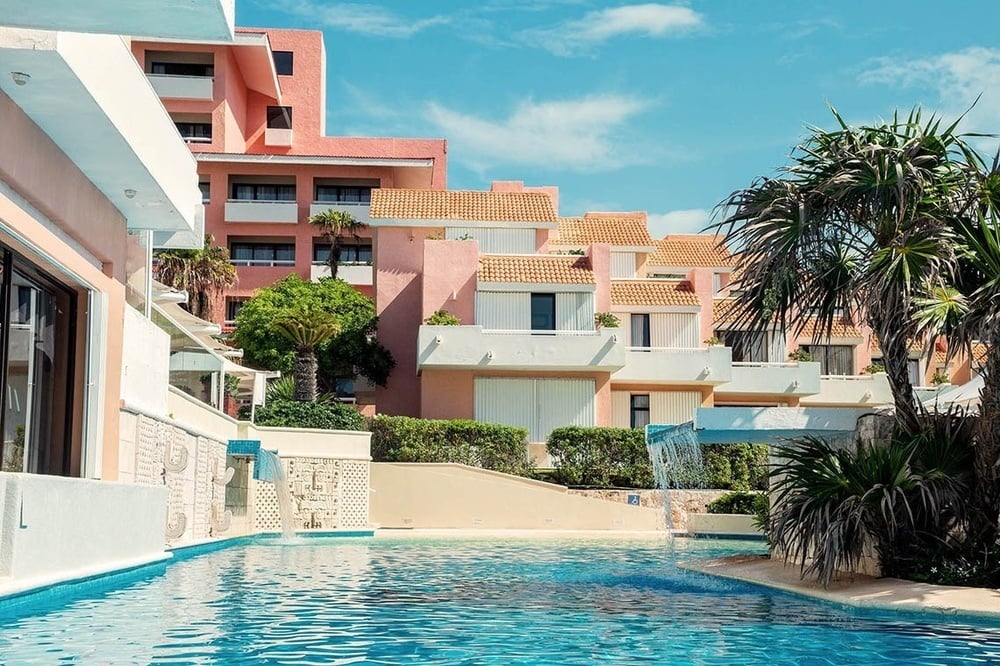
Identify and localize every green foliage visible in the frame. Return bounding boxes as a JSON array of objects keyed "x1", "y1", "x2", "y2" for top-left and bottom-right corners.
[
  {"x1": 930, "y1": 370, "x2": 951, "y2": 385},
  {"x1": 368, "y1": 416, "x2": 533, "y2": 477},
  {"x1": 703, "y1": 443, "x2": 769, "y2": 491},
  {"x1": 787, "y1": 348, "x2": 813, "y2": 363},
  {"x1": 706, "y1": 491, "x2": 768, "y2": 516},
  {"x1": 423, "y1": 309, "x2": 461, "y2": 326},
  {"x1": 594, "y1": 312, "x2": 620, "y2": 329},
  {"x1": 230, "y1": 275, "x2": 394, "y2": 387},
  {"x1": 154, "y1": 234, "x2": 237, "y2": 320},
  {"x1": 546, "y1": 427, "x2": 653, "y2": 488},
  {"x1": 224, "y1": 374, "x2": 241, "y2": 398},
  {"x1": 862, "y1": 363, "x2": 885, "y2": 374},
  {"x1": 703, "y1": 336, "x2": 722, "y2": 346},
  {"x1": 254, "y1": 398, "x2": 365, "y2": 431}
]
